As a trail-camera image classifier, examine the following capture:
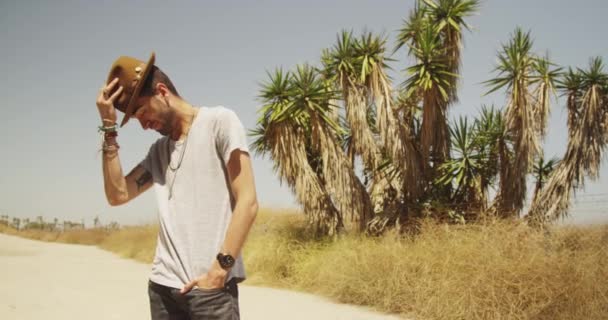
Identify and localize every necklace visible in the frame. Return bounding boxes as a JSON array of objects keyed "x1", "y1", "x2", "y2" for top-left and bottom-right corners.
[{"x1": 167, "y1": 110, "x2": 197, "y2": 199}]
